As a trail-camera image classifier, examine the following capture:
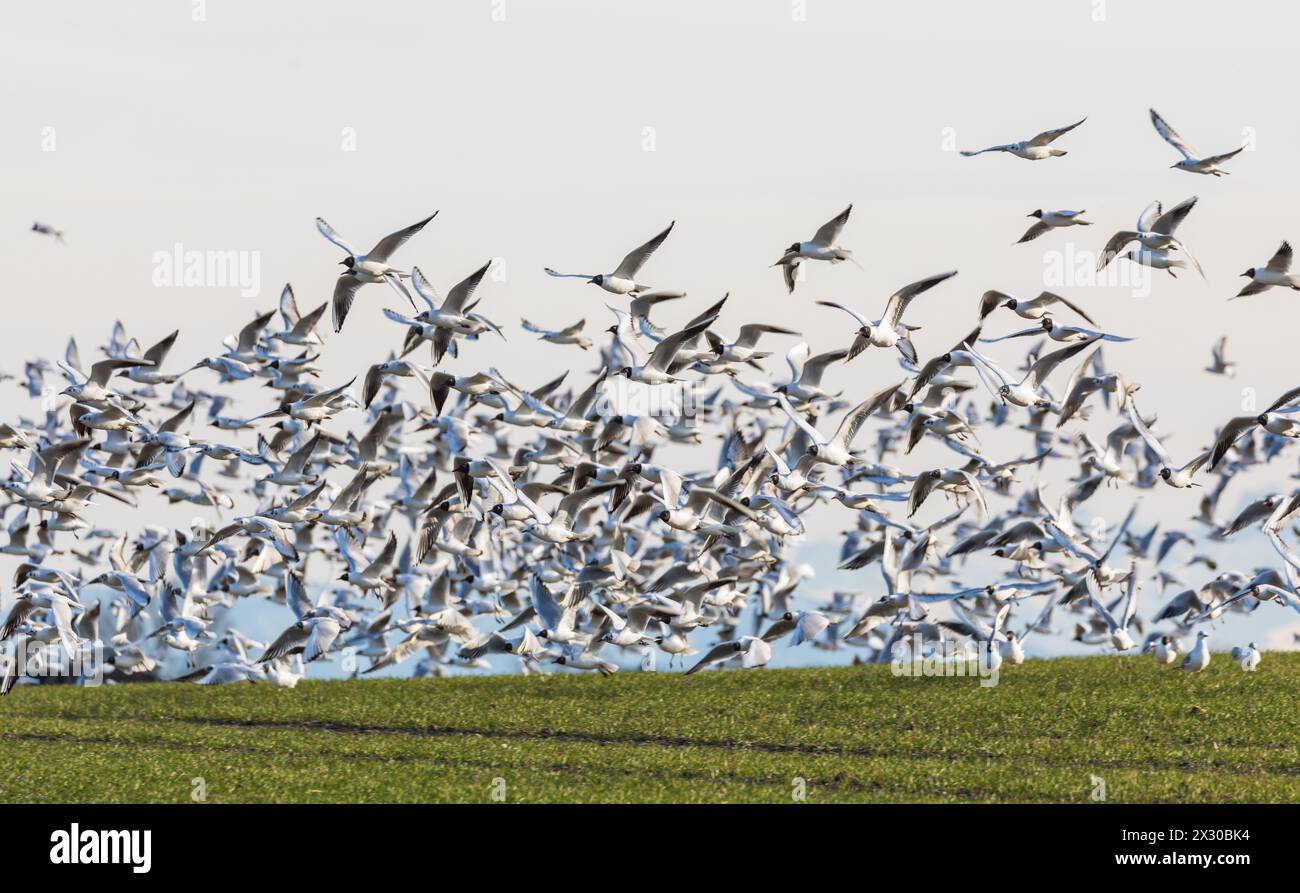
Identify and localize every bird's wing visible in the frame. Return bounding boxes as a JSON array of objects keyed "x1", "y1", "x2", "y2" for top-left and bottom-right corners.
[
  {"x1": 87, "y1": 358, "x2": 146, "y2": 387},
  {"x1": 613, "y1": 221, "x2": 674, "y2": 280},
  {"x1": 882, "y1": 270, "x2": 958, "y2": 330},
  {"x1": 442, "y1": 260, "x2": 493, "y2": 315},
  {"x1": 530, "y1": 576, "x2": 564, "y2": 629},
  {"x1": 1203, "y1": 146, "x2": 1245, "y2": 166},
  {"x1": 1208, "y1": 415, "x2": 1259, "y2": 470},
  {"x1": 1234, "y1": 279, "x2": 1272, "y2": 299},
  {"x1": 814, "y1": 300, "x2": 870, "y2": 329},
  {"x1": 367, "y1": 212, "x2": 438, "y2": 263},
  {"x1": 1125, "y1": 401, "x2": 1173, "y2": 467},
  {"x1": 1038, "y1": 292, "x2": 1095, "y2": 324},
  {"x1": 315, "y1": 217, "x2": 356, "y2": 256},
  {"x1": 810, "y1": 205, "x2": 852, "y2": 246},
  {"x1": 647, "y1": 319, "x2": 712, "y2": 372},
  {"x1": 1017, "y1": 221, "x2": 1051, "y2": 244},
  {"x1": 362, "y1": 532, "x2": 398, "y2": 576},
  {"x1": 331, "y1": 274, "x2": 364, "y2": 333},
  {"x1": 1149, "y1": 109, "x2": 1193, "y2": 160},
  {"x1": 1266, "y1": 241, "x2": 1293, "y2": 274},
  {"x1": 1024, "y1": 338, "x2": 1096, "y2": 390},
  {"x1": 143, "y1": 330, "x2": 179, "y2": 367},
  {"x1": 1028, "y1": 117, "x2": 1085, "y2": 147},
  {"x1": 776, "y1": 394, "x2": 825, "y2": 445},
  {"x1": 656, "y1": 467, "x2": 683, "y2": 510},
  {"x1": 799, "y1": 349, "x2": 848, "y2": 386},
  {"x1": 832, "y1": 382, "x2": 902, "y2": 450},
  {"x1": 1085, "y1": 576, "x2": 1119, "y2": 632},
  {"x1": 959, "y1": 144, "x2": 1011, "y2": 157},
  {"x1": 258, "y1": 622, "x2": 310, "y2": 663},
  {"x1": 1151, "y1": 196, "x2": 1197, "y2": 235}
]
